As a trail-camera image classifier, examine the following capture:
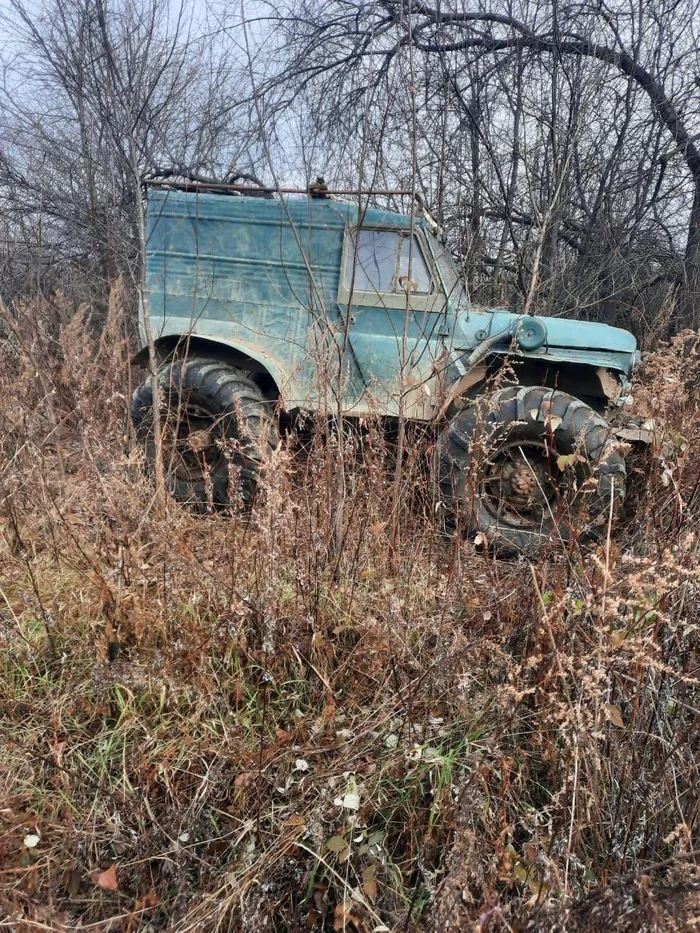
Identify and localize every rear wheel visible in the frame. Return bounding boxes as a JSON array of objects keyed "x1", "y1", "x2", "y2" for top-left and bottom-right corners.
[
  {"x1": 131, "y1": 358, "x2": 277, "y2": 506},
  {"x1": 435, "y1": 386, "x2": 627, "y2": 556}
]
